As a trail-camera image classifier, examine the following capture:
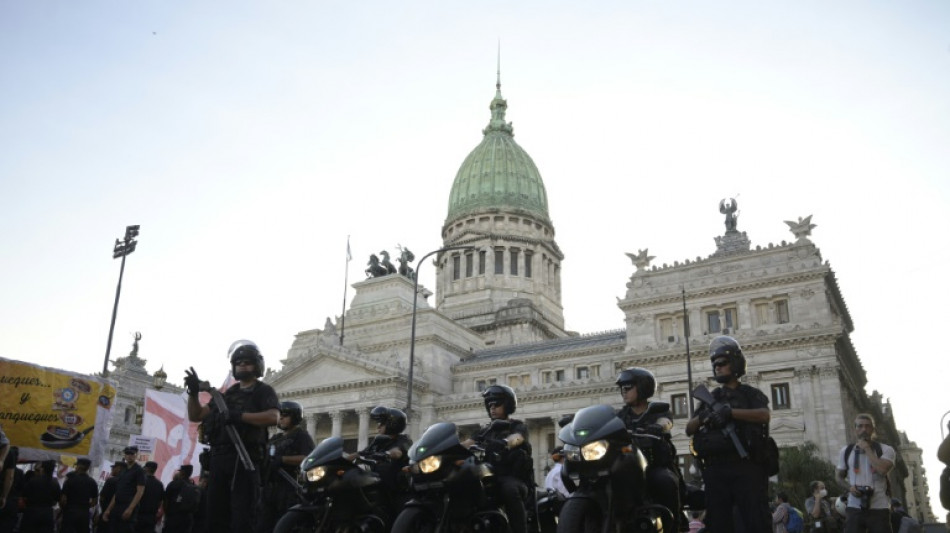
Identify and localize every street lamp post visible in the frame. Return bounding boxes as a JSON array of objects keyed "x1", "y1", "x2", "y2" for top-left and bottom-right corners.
[
  {"x1": 406, "y1": 245, "x2": 473, "y2": 416},
  {"x1": 103, "y1": 225, "x2": 140, "y2": 376}
]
